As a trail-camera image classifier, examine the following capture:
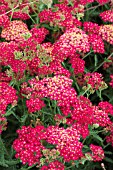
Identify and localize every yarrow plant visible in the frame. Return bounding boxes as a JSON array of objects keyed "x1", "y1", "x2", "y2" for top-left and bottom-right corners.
[{"x1": 0, "y1": 0, "x2": 113, "y2": 170}]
